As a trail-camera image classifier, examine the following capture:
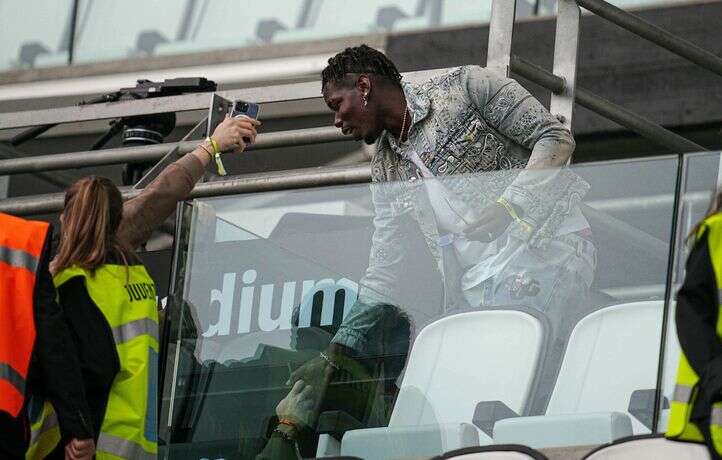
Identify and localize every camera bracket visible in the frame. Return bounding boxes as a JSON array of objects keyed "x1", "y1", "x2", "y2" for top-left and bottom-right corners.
[{"x1": 133, "y1": 93, "x2": 233, "y2": 190}]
